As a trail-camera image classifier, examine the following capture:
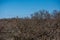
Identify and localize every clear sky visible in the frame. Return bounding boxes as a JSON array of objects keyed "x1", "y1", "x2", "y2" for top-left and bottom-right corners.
[{"x1": 0, "y1": 0, "x2": 60, "y2": 18}]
